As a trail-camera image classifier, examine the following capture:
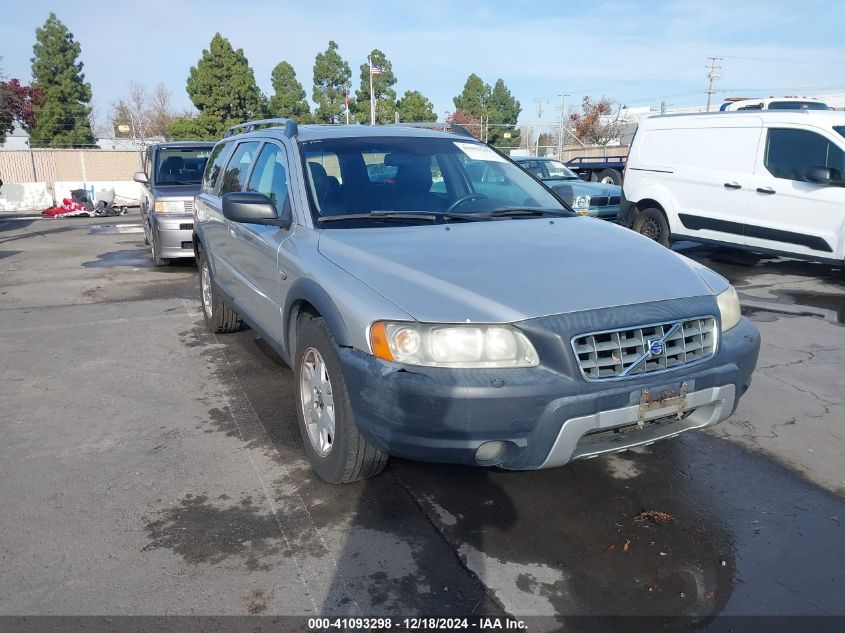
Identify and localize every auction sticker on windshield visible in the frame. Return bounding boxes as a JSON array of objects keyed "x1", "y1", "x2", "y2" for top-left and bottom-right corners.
[{"x1": 454, "y1": 142, "x2": 507, "y2": 163}]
